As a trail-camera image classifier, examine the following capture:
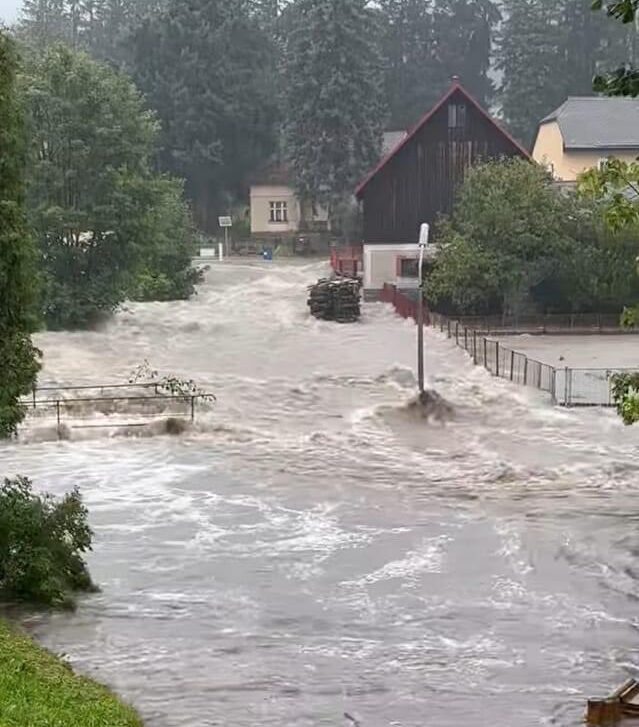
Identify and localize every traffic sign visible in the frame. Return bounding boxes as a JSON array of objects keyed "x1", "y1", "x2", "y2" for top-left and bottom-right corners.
[{"x1": 218, "y1": 216, "x2": 232, "y2": 228}]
